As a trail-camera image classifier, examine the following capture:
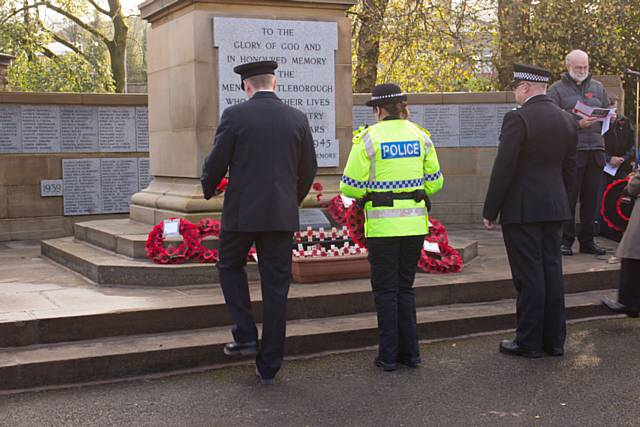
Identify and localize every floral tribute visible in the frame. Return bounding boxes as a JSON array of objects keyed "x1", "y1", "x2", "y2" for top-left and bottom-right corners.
[
  {"x1": 311, "y1": 182, "x2": 463, "y2": 274},
  {"x1": 197, "y1": 218, "x2": 221, "y2": 263},
  {"x1": 145, "y1": 218, "x2": 202, "y2": 264}
]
